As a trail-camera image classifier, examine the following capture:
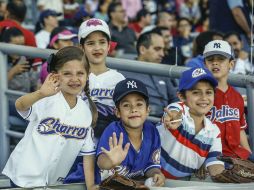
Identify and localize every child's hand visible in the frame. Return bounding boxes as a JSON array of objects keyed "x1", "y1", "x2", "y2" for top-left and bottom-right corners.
[
  {"x1": 101, "y1": 132, "x2": 130, "y2": 168},
  {"x1": 152, "y1": 173, "x2": 165, "y2": 187},
  {"x1": 38, "y1": 73, "x2": 60, "y2": 97},
  {"x1": 163, "y1": 108, "x2": 182, "y2": 130}
]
